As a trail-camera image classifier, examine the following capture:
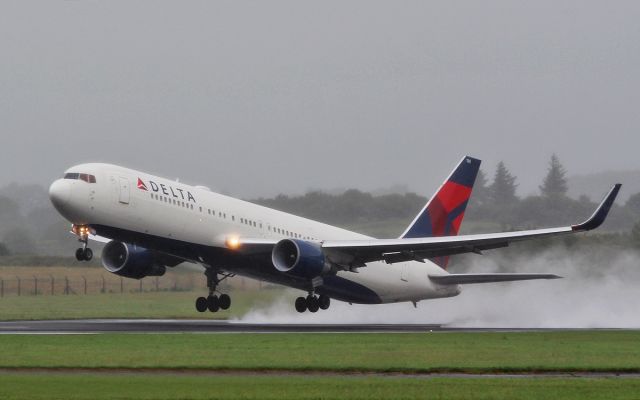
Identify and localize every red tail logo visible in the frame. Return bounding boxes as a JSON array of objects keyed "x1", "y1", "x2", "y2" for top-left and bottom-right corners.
[{"x1": 137, "y1": 178, "x2": 148, "y2": 191}]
